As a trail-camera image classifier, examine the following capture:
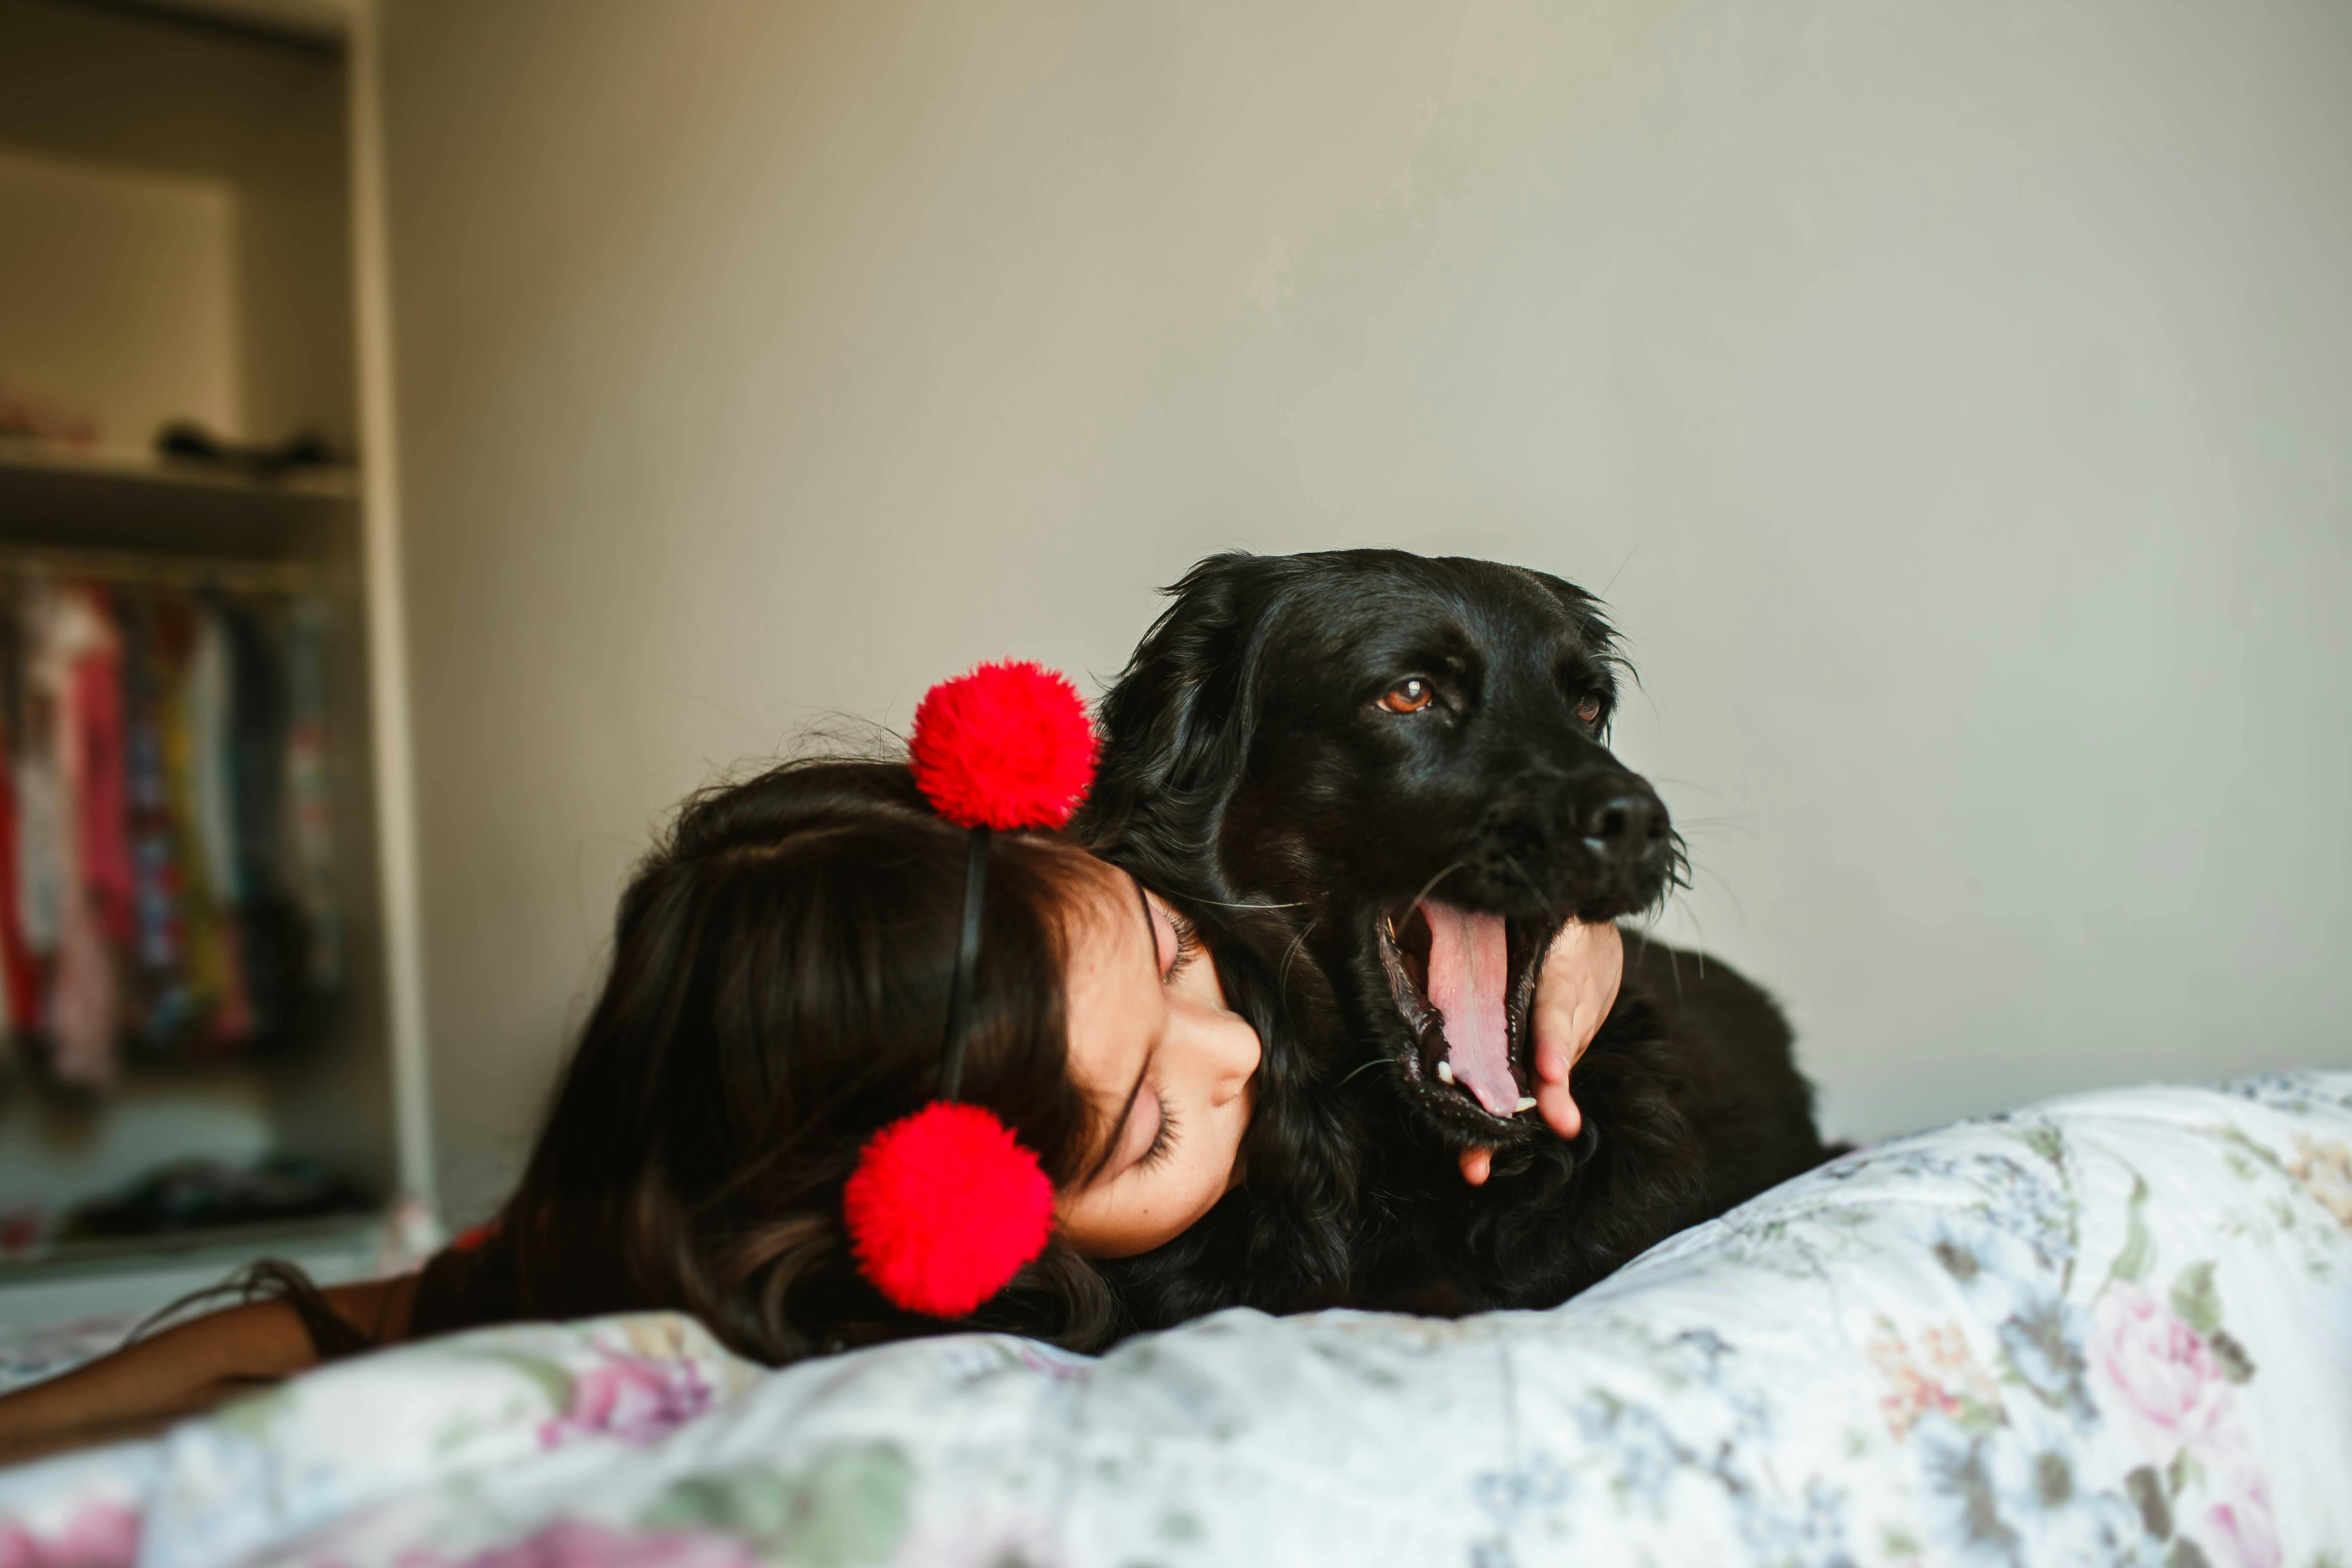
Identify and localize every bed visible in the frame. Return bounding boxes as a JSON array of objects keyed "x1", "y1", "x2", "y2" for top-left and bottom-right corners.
[{"x1": 4, "y1": 1072, "x2": 2348, "y2": 1567}]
